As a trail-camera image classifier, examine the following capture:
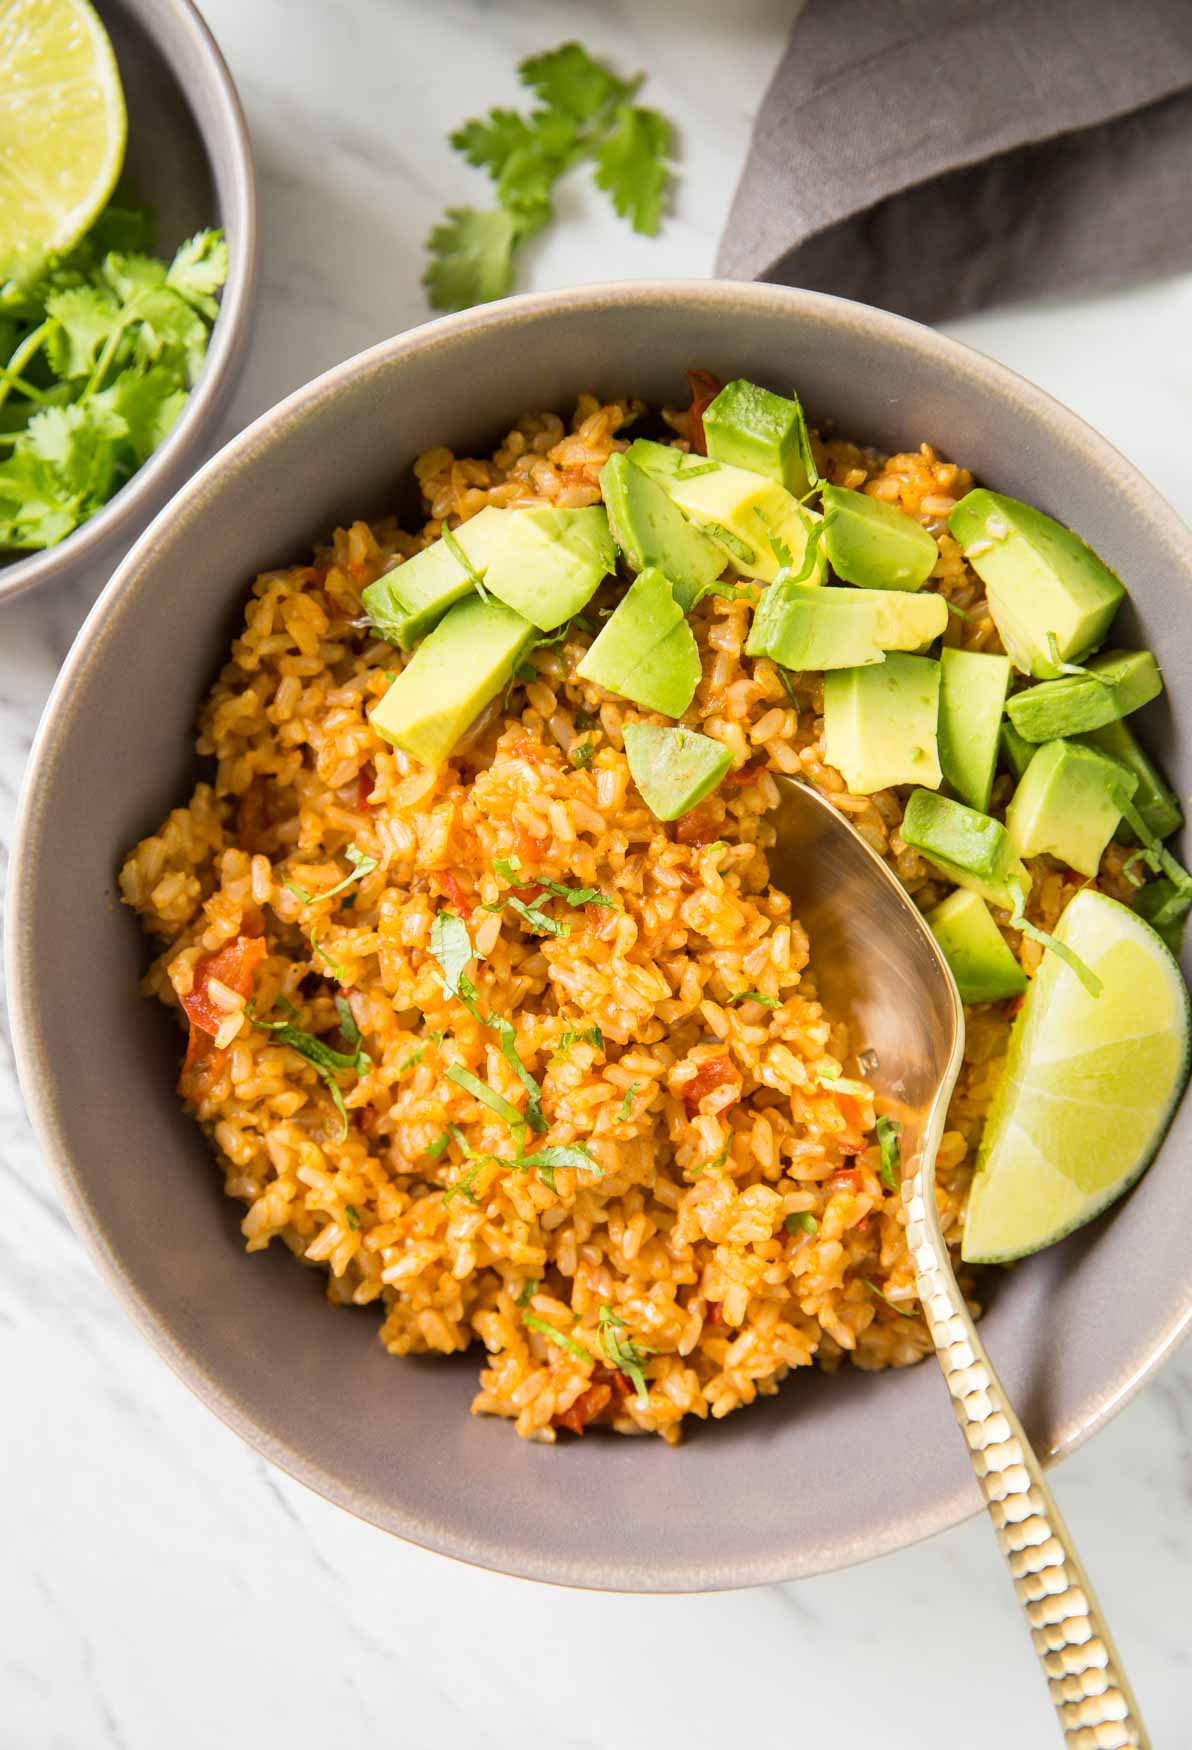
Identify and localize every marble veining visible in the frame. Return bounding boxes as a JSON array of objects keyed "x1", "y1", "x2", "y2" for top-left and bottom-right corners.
[{"x1": 1, "y1": 2, "x2": 1190, "y2": 1745}]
